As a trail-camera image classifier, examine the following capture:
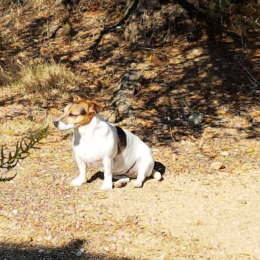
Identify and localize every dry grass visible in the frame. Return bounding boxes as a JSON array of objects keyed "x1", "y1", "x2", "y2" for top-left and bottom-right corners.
[
  {"x1": 0, "y1": 0, "x2": 61, "y2": 8},
  {"x1": 19, "y1": 62, "x2": 78, "y2": 94},
  {"x1": 0, "y1": 60, "x2": 79, "y2": 103},
  {"x1": 0, "y1": 57, "x2": 21, "y2": 86},
  {"x1": 0, "y1": 70, "x2": 12, "y2": 86}
]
